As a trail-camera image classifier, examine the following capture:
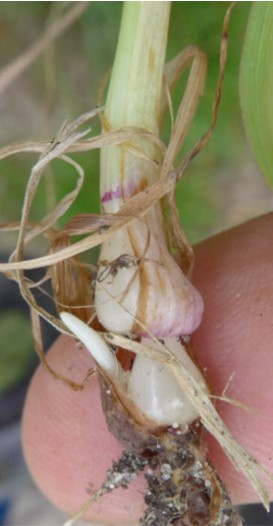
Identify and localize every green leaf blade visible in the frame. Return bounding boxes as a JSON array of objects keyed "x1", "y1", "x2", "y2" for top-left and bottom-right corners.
[{"x1": 240, "y1": 3, "x2": 273, "y2": 188}]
